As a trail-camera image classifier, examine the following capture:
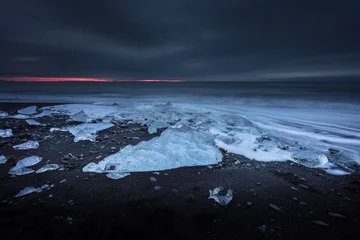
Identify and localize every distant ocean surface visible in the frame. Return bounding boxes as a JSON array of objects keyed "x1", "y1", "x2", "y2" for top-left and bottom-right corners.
[{"x1": 0, "y1": 80, "x2": 360, "y2": 103}]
